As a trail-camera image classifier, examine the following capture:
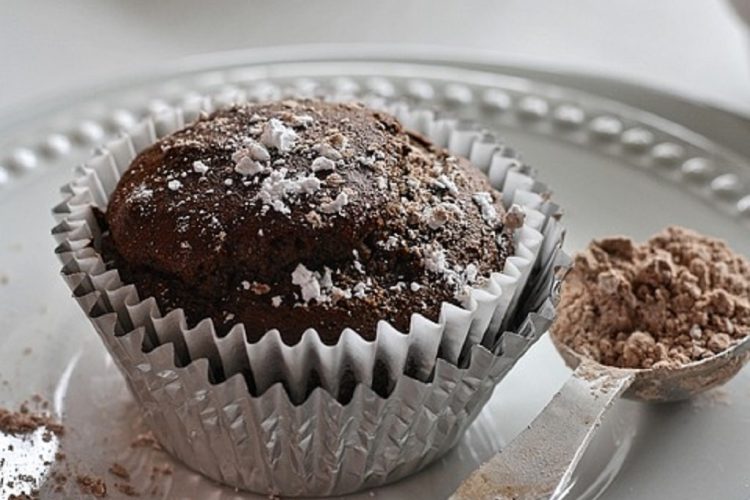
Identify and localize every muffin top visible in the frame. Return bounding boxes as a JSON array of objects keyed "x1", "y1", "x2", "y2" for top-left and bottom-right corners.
[{"x1": 103, "y1": 100, "x2": 521, "y2": 344}]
